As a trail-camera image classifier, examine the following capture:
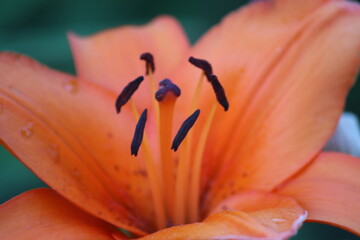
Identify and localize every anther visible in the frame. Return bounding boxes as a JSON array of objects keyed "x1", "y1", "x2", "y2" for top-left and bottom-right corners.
[
  {"x1": 140, "y1": 52, "x2": 155, "y2": 75},
  {"x1": 188, "y1": 56, "x2": 213, "y2": 80},
  {"x1": 209, "y1": 74, "x2": 229, "y2": 111},
  {"x1": 115, "y1": 76, "x2": 144, "y2": 113},
  {"x1": 171, "y1": 109, "x2": 200, "y2": 151},
  {"x1": 155, "y1": 79, "x2": 181, "y2": 101},
  {"x1": 131, "y1": 109, "x2": 147, "y2": 156}
]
